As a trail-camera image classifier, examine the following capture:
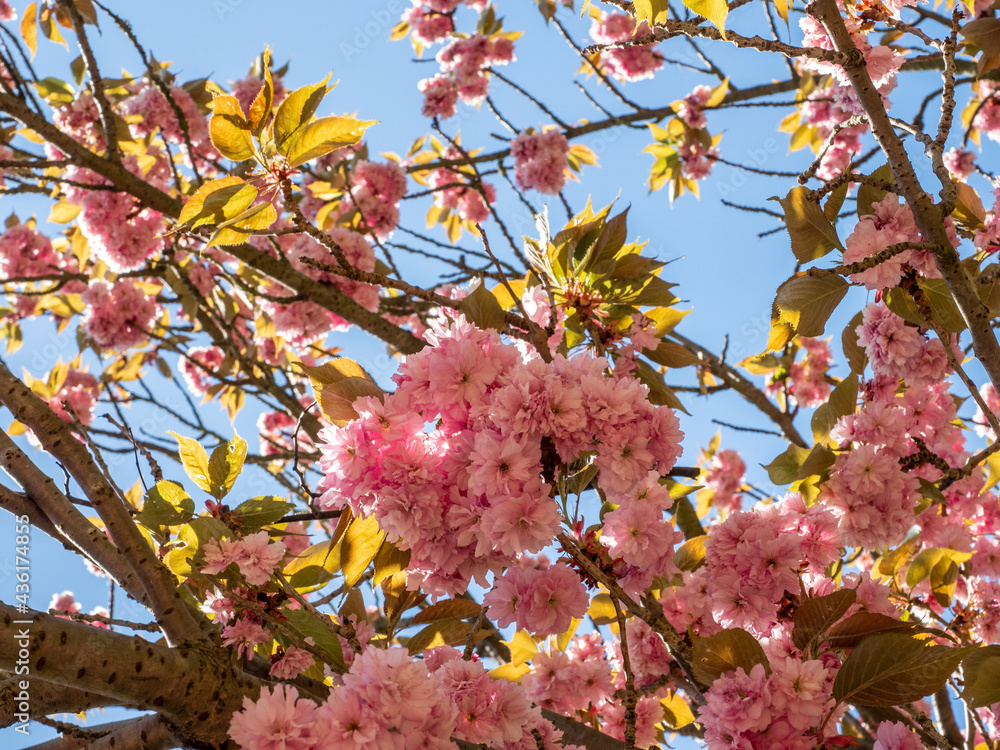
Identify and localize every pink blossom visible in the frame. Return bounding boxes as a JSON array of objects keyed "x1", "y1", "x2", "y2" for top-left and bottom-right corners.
[
  {"x1": 229, "y1": 685, "x2": 318, "y2": 750},
  {"x1": 235, "y1": 531, "x2": 287, "y2": 586},
  {"x1": 510, "y1": 130, "x2": 570, "y2": 194},
  {"x1": 180, "y1": 346, "x2": 225, "y2": 396},
  {"x1": 944, "y1": 147, "x2": 976, "y2": 179},
  {"x1": 221, "y1": 616, "x2": 270, "y2": 660},
  {"x1": 80, "y1": 279, "x2": 160, "y2": 350},
  {"x1": 270, "y1": 646, "x2": 315, "y2": 680},
  {"x1": 590, "y1": 12, "x2": 663, "y2": 82},
  {"x1": 873, "y1": 720, "x2": 925, "y2": 750}
]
